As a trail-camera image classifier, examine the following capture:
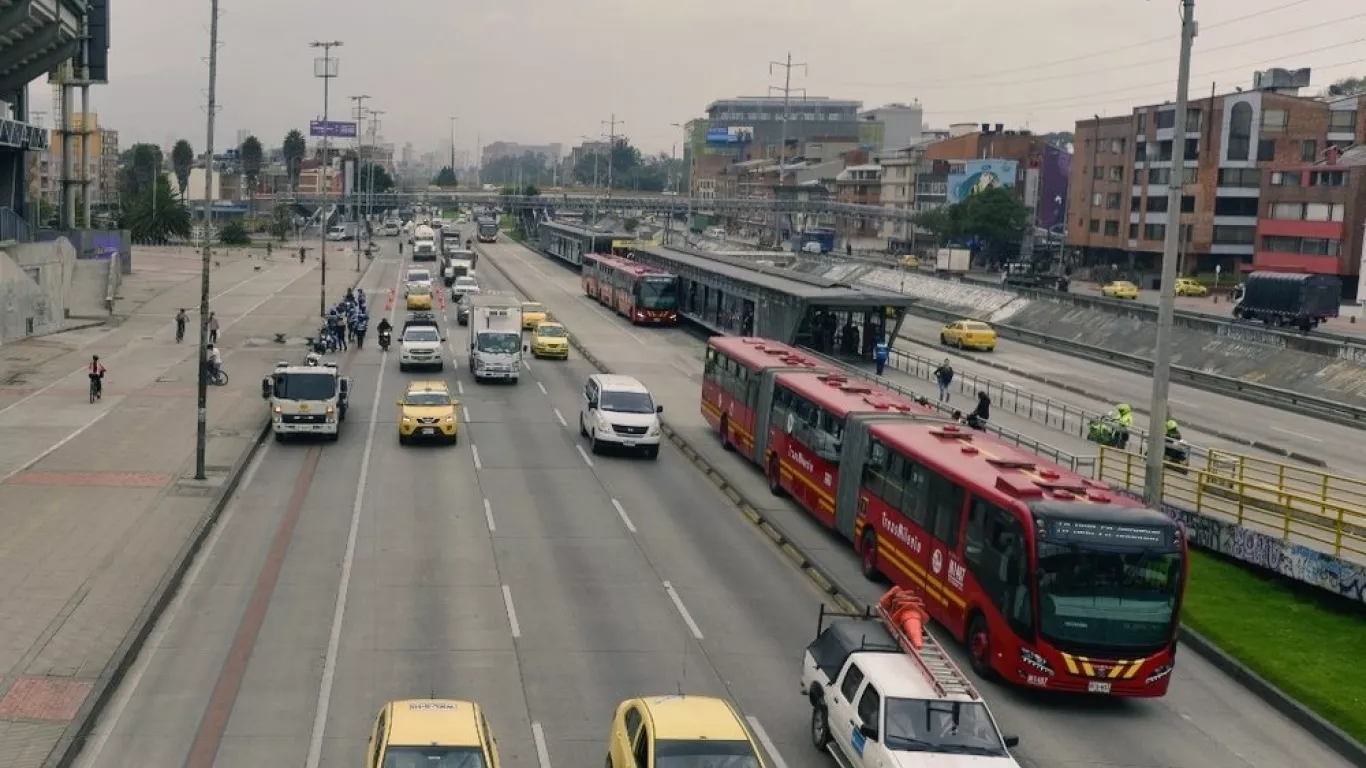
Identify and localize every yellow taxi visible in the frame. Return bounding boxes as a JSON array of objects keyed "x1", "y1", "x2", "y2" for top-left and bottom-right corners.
[
  {"x1": 365, "y1": 699, "x2": 500, "y2": 768},
  {"x1": 397, "y1": 380, "x2": 459, "y2": 445},
  {"x1": 1100, "y1": 280, "x2": 1140, "y2": 299},
  {"x1": 1174, "y1": 277, "x2": 1208, "y2": 296},
  {"x1": 530, "y1": 321, "x2": 570, "y2": 359},
  {"x1": 521, "y1": 301, "x2": 548, "y2": 330},
  {"x1": 898, "y1": 255, "x2": 920, "y2": 269},
  {"x1": 605, "y1": 695, "x2": 767, "y2": 768},
  {"x1": 406, "y1": 284, "x2": 434, "y2": 311},
  {"x1": 940, "y1": 319, "x2": 997, "y2": 351}
]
